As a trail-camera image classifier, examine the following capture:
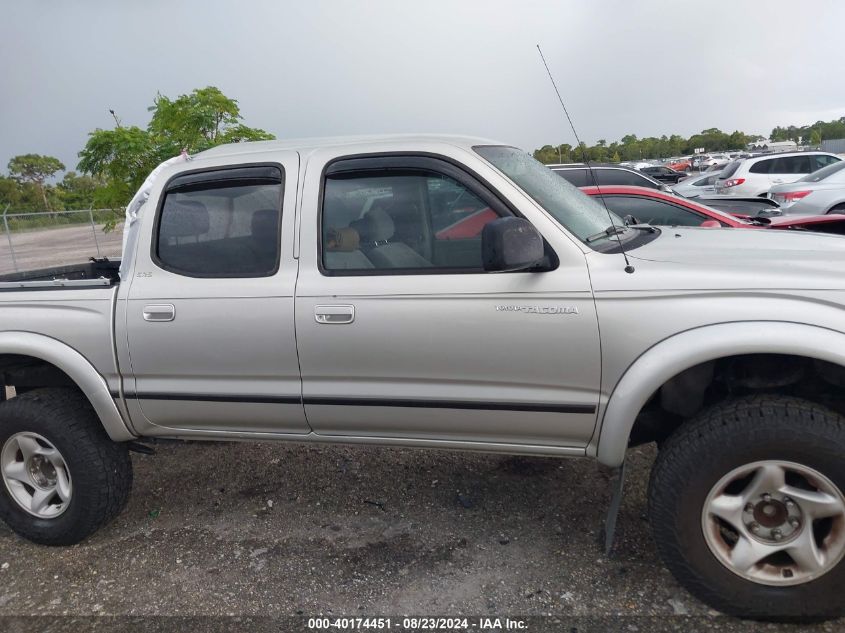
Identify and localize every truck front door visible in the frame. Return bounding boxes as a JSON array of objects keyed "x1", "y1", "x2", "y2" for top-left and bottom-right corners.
[
  {"x1": 122, "y1": 154, "x2": 309, "y2": 435},
  {"x1": 295, "y1": 152, "x2": 601, "y2": 450}
]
